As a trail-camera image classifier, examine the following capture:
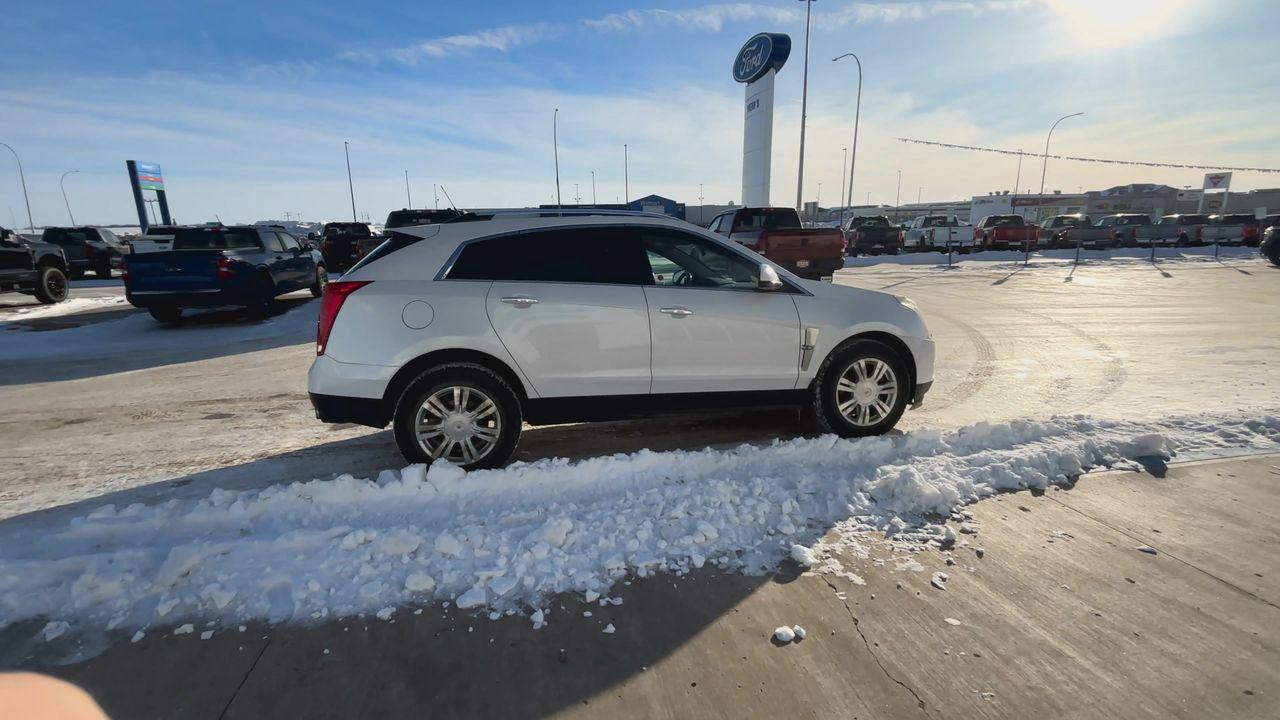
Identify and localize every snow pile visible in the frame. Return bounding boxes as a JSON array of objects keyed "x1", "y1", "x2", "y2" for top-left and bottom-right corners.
[
  {"x1": 0, "y1": 295, "x2": 128, "y2": 324},
  {"x1": 2, "y1": 411, "x2": 1278, "y2": 641}
]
